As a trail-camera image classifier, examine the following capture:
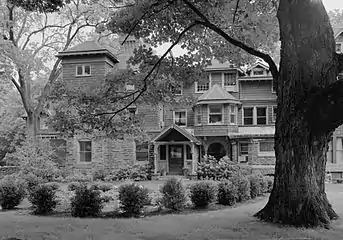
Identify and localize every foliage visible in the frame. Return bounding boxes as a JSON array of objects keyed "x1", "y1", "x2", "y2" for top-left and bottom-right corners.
[
  {"x1": 103, "y1": 164, "x2": 152, "y2": 182},
  {"x1": 65, "y1": 172, "x2": 92, "y2": 183},
  {"x1": 118, "y1": 183, "x2": 150, "y2": 215},
  {"x1": 231, "y1": 174, "x2": 251, "y2": 202},
  {"x1": 6, "y1": 136, "x2": 60, "y2": 181},
  {"x1": 9, "y1": 0, "x2": 65, "y2": 12},
  {"x1": 28, "y1": 183, "x2": 59, "y2": 214},
  {"x1": 89, "y1": 182, "x2": 113, "y2": 192},
  {"x1": 70, "y1": 184, "x2": 104, "y2": 217},
  {"x1": 189, "y1": 182, "x2": 217, "y2": 208},
  {"x1": 217, "y1": 180, "x2": 238, "y2": 206},
  {"x1": 160, "y1": 178, "x2": 187, "y2": 211},
  {"x1": 67, "y1": 182, "x2": 82, "y2": 191},
  {"x1": 264, "y1": 176, "x2": 274, "y2": 193},
  {"x1": 249, "y1": 174, "x2": 265, "y2": 199},
  {"x1": 0, "y1": 175, "x2": 26, "y2": 209},
  {"x1": 197, "y1": 155, "x2": 252, "y2": 180}
]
